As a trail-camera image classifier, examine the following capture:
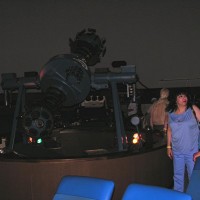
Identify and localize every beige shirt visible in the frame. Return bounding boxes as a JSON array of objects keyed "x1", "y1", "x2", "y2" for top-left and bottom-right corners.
[{"x1": 149, "y1": 98, "x2": 169, "y2": 127}]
